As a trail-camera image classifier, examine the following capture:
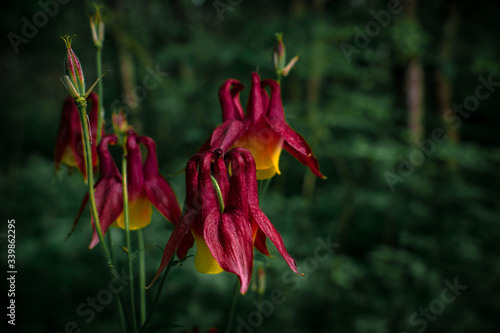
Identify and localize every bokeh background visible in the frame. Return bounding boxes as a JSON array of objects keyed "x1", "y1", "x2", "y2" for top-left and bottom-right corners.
[{"x1": 2, "y1": 0, "x2": 500, "y2": 332}]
